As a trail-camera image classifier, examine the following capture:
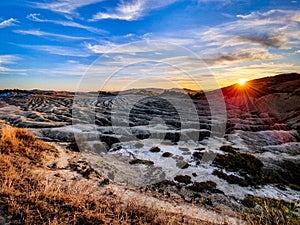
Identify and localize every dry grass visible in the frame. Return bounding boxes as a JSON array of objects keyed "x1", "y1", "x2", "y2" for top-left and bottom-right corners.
[
  {"x1": 0, "y1": 125, "x2": 54, "y2": 162},
  {"x1": 0, "y1": 126, "x2": 208, "y2": 225},
  {"x1": 243, "y1": 196, "x2": 299, "y2": 225}
]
